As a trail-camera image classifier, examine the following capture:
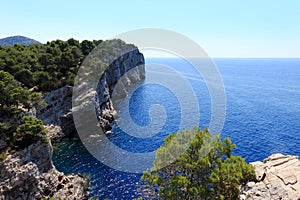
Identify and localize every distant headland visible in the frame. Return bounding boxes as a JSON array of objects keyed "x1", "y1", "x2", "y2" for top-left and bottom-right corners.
[{"x1": 0, "y1": 36, "x2": 41, "y2": 46}]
